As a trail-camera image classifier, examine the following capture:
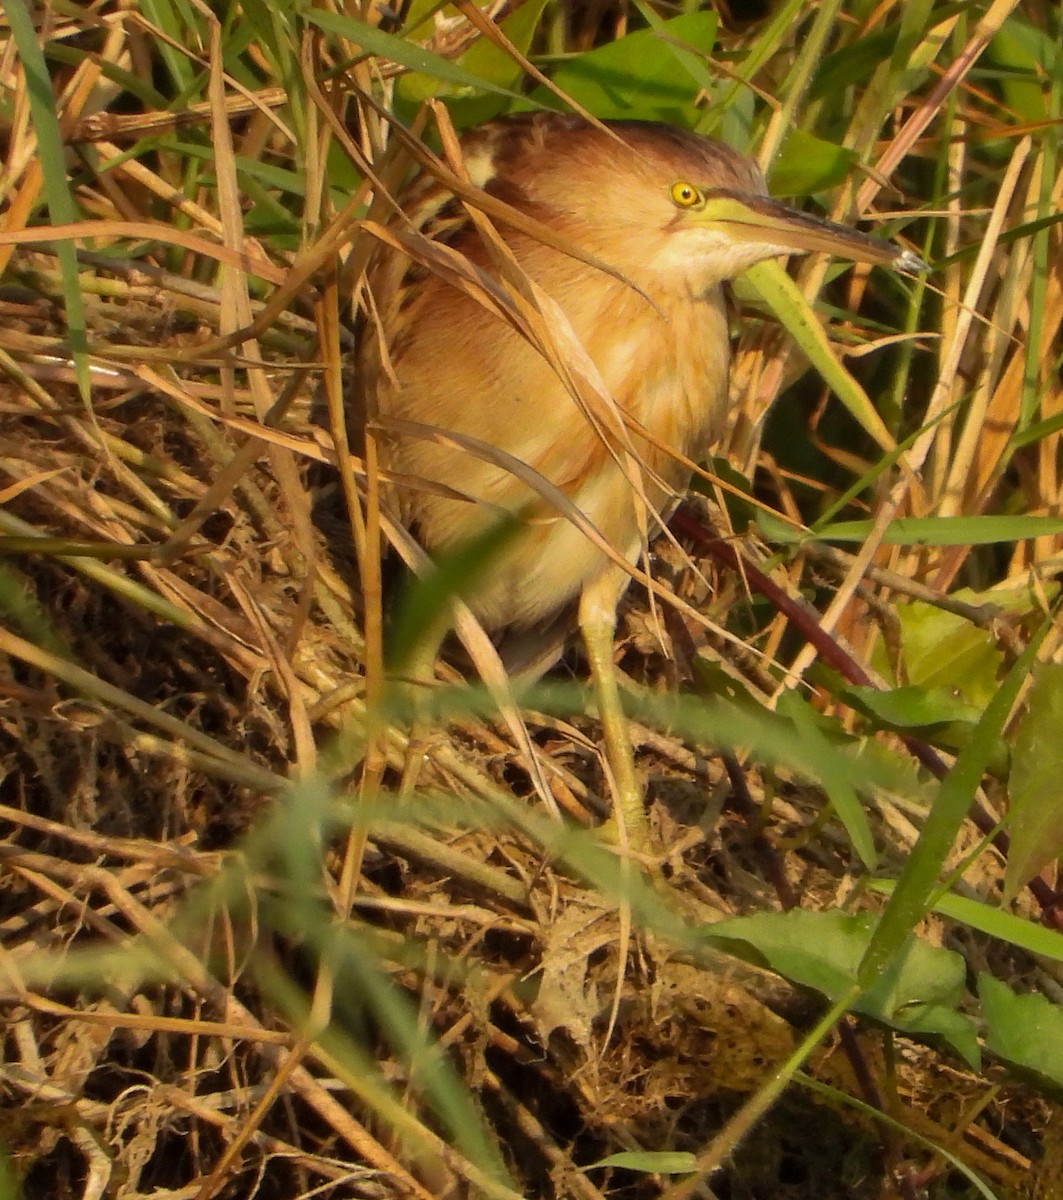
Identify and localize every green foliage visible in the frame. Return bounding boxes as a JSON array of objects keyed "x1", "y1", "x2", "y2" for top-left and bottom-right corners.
[
  {"x1": 768, "y1": 129, "x2": 858, "y2": 197},
  {"x1": 385, "y1": 514, "x2": 523, "y2": 673},
  {"x1": 874, "y1": 595, "x2": 1009, "y2": 709},
  {"x1": 529, "y1": 11, "x2": 717, "y2": 125},
  {"x1": 398, "y1": 0, "x2": 549, "y2": 124},
  {"x1": 811, "y1": 514, "x2": 1063, "y2": 546},
  {"x1": 1003, "y1": 664, "x2": 1063, "y2": 901},
  {"x1": 859, "y1": 621, "x2": 1052, "y2": 983},
  {"x1": 4, "y1": 0, "x2": 89, "y2": 396},
  {"x1": 842, "y1": 683, "x2": 983, "y2": 734},
  {"x1": 745, "y1": 259, "x2": 898, "y2": 451},
  {"x1": 586, "y1": 1150, "x2": 699, "y2": 1174},
  {"x1": 304, "y1": 8, "x2": 526, "y2": 102},
  {"x1": 980, "y1": 974, "x2": 1063, "y2": 1099},
  {"x1": 704, "y1": 908, "x2": 977, "y2": 1066},
  {"x1": 4, "y1": 0, "x2": 1063, "y2": 1194}
]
